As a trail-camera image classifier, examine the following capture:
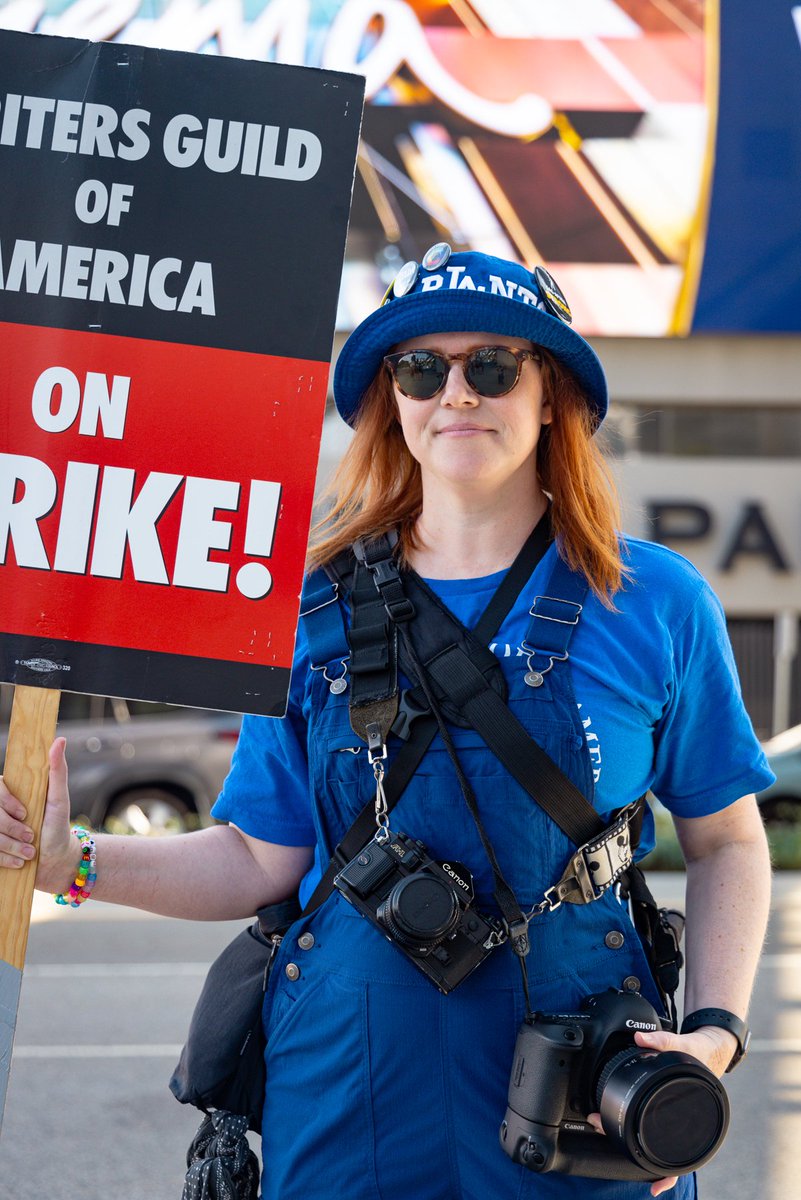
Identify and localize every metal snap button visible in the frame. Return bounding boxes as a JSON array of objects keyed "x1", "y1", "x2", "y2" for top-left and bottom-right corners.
[
  {"x1": 298, "y1": 933, "x2": 315, "y2": 951},
  {"x1": 605, "y1": 930, "x2": 625, "y2": 949},
  {"x1": 622, "y1": 975, "x2": 640, "y2": 992},
  {"x1": 285, "y1": 963, "x2": 301, "y2": 981}
]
